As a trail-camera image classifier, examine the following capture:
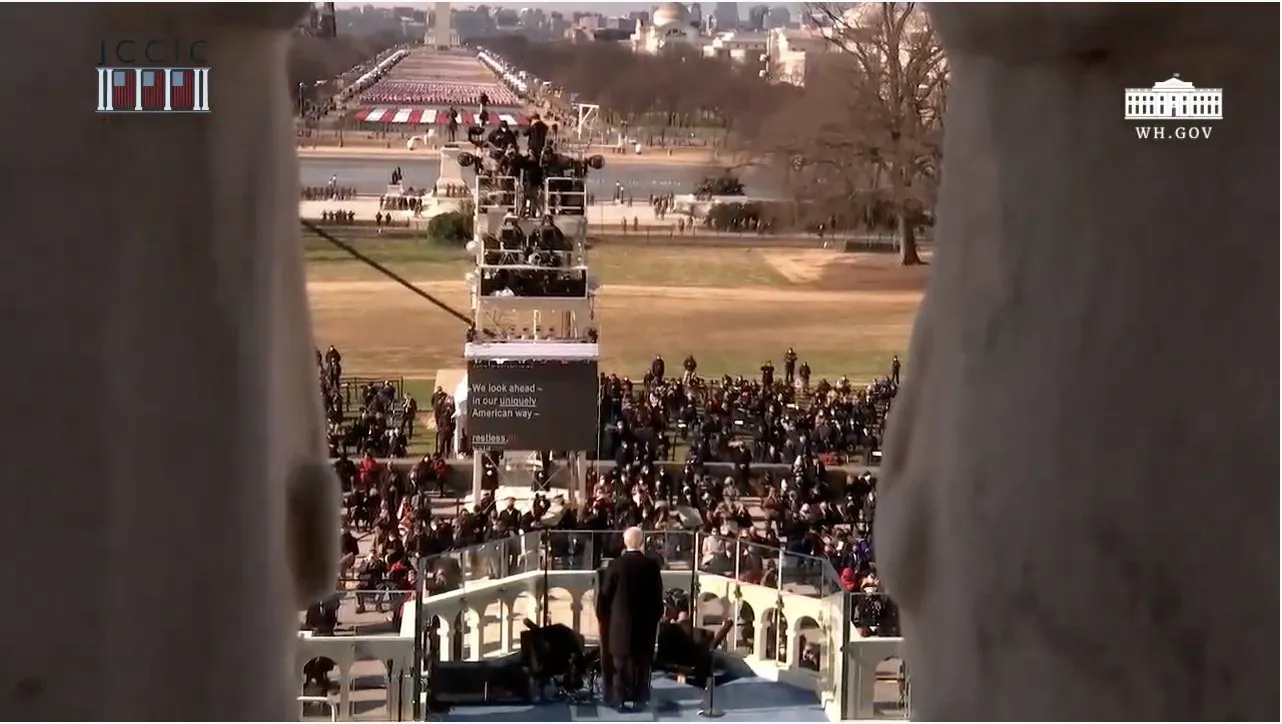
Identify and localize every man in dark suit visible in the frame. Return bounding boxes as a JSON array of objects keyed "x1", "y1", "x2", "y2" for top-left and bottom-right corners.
[{"x1": 596, "y1": 526, "x2": 663, "y2": 711}]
